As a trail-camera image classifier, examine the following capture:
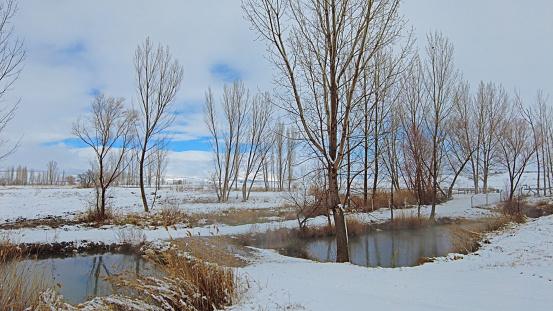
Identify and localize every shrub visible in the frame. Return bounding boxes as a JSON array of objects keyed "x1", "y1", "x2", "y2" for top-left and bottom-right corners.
[{"x1": 500, "y1": 197, "x2": 526, "y2": 223}]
